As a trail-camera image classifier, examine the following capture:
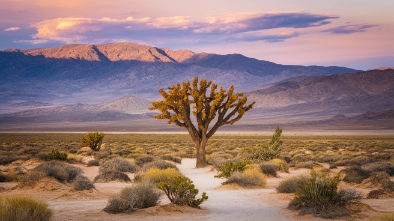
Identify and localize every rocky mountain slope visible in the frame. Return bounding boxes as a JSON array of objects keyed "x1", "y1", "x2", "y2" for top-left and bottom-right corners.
[
  {"x1": 0, "y1": 42, "x2": 358, "y2": 105},
  {"x1": 247, "y1": 69, "x2": 394, "y2": 115}
]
